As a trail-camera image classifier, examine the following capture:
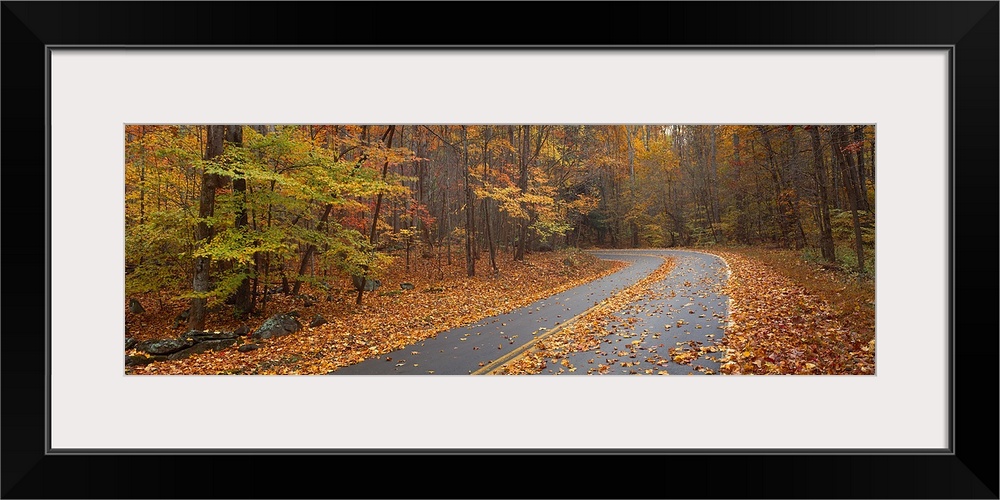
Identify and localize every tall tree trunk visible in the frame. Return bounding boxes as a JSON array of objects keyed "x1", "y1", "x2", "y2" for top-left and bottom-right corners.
[
  {"x1": 416, "y1": 130, "x2": 432, "y2": 247},
  {"x1": 482, "y1": 127, "x2": 498, "y2": 275},
  {"x1": 708, "y1": 125, "x2": 723, "y2": 243},
  {"x1": 731, "y1": 131, "x2": 751, "y2": 244},
  {"x1": 830, "y1": 144, "x2": 842, "y2": 210},
  {"x1": 367, "y1": 126, "x2": 396, "y2": 246},
  {"x1": 357, "y1": 125, "x2": 396, "y2": 305},
  {"x1": 832, "y1": 125, "x2": 865, "y2": 275},
  {"x1": 757, "y1": 127, "x2": 790, "y2": 248},
  {"x1": 247, "y1": 125, "x2": 271, "y2": 314},
  {"x1": 291, "y1": 204, "x2": 332, "y2": 296},
  {"x1": 444, "y1": 167, "x2": 451, "y2": 266},
  {"x1": 484, "y1": 197, "x2": 498, "y2": 274},
  {"x1": 224, "y1": 125, "x2": 252, "y2": 317},
  {"x1": 785, "y1": 126, "x2": 807, "y2": 250},
  {"x1": 867, "y1": 131, "x2": 876, "y2": 195},
  {"x1": 515, "y1": 125, "x2": 529, "y2": 261},
  {"x1": 462, "y1": 126, "x2": 476, "y2": 277},
  {"x1": 626, "y1": 126, "x2": 641, "y2": 247},
  {"x1": 626, "y1": 125, "x2": 636, "y2": 183},
  {"x1": 854, "y1": 125, "x2": 871, "y2": 211},
  {"x1": 189, "y1": 125, "x2": 225, "y2": 330},
  {"x1": 807, "y1": 126, "x2": 836, "y2": 262},
  {"x1": 138, "y1": 126, "x2": 146, "y2": 226}
]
